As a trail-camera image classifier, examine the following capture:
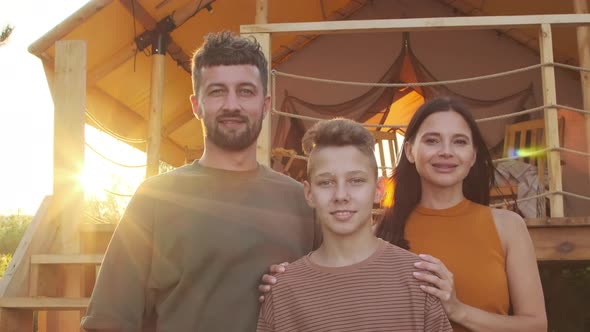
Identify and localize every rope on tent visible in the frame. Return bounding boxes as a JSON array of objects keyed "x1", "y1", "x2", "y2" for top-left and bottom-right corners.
[
  {"x1": 86, "y1": 110, "x2": 147, "y2": 144},
  {"x1": 557, "y1": 190, "x2": 590, "y2": 201},
  {"x1": 272, "y1": 62, "x2": 590, "y2": 88},
  {"x1": 85, "y1": 143, "x2": 147, "y2": 168},
  {"x1": 475, "y1": 105, "x2": 546, "y2": 122},
  {"x1": 489, "y1": 192, "x2": 549, "y2": 208},
  {"x1": 273, "y1": 104, "x2": 546, "y2": 126},
  {"x1": 553, "y1": 62, "x2": 590, "y2": 73},
  {"x1": 489, "y1": 190, "x2": 590, "y2": 208},
  {"x1": 558, "y1": 147, "x2": 590, "y2": 158},
  {"x1": 272, "y1": 108, "x2": 408, "y2": 129},
  {"x1": 555, "y1": 104, "x2": 590, "y2": 115},
  {"x1": 275, "y1": 102, "x2": 590, "y2": 125}
]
